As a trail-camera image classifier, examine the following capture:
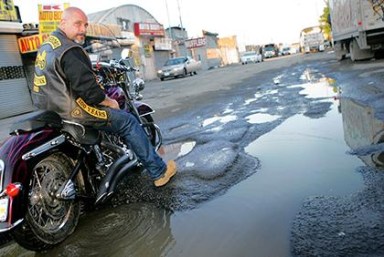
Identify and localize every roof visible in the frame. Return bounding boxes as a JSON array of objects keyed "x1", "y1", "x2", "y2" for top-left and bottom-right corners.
[{"x1": 87, "y1": 4, "x2": 159, "y2": 24}]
